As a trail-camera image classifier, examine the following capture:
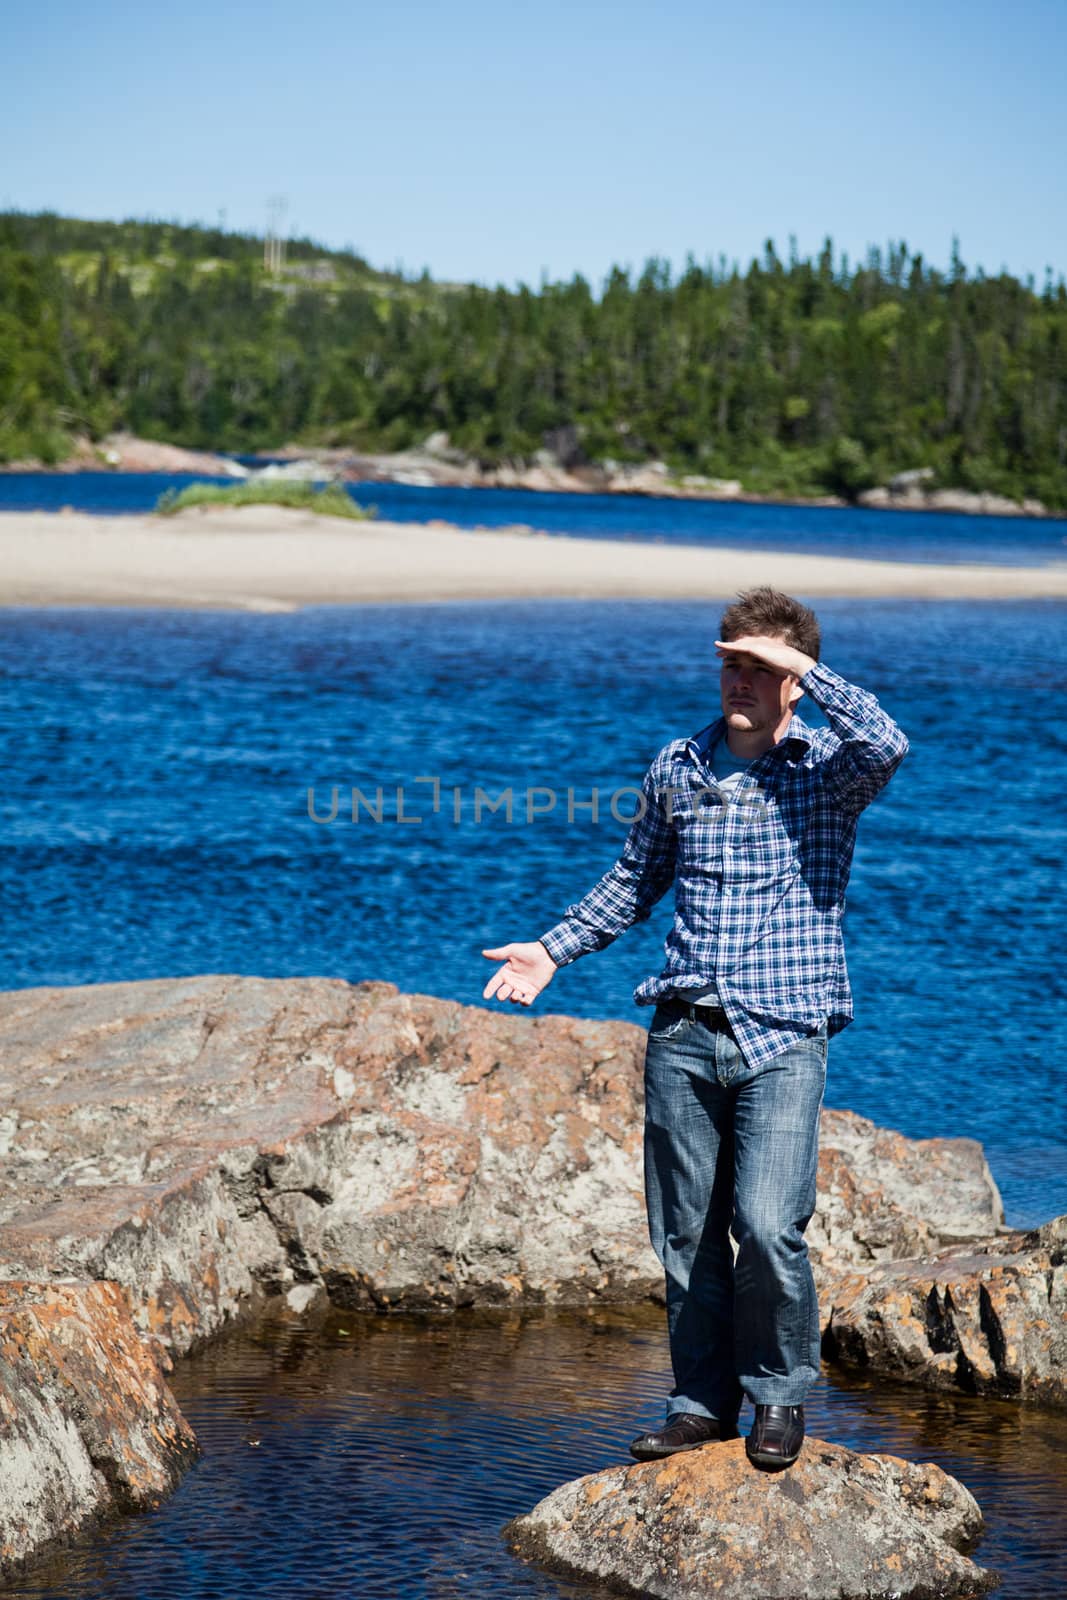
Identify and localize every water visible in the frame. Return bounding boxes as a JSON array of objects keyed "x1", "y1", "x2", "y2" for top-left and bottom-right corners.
[
  {"x1": 1, "y1": 597, "x2": 1064, "y2": 1227},
  {"x1": 2, "y1": 567, "x2": 1066, "y2": 1598},
  {"x1": 8, "y1": 1304, "x2": 1067, "y2": 1599},
  {"x1": 3, "y1": 469, "x2": 1067, "y2": 566}
]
